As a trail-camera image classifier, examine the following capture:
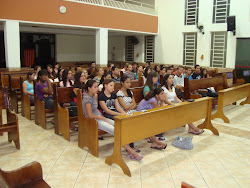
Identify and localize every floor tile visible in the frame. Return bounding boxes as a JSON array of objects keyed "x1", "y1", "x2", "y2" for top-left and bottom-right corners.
[
  {"x1": 169, "y1": 164, "x2": 202, "y2": 178},
  {"x1": 108, "y1": 177, "x2": 141, "y2": 188},
  {"x1": 173, "y1": 178, "x2": 208, "y2": 188},
  {"x1": 142, "y1": 177, "x2": 175, "y2": 188},
  {"x1": 45, "y1": 175, "x2": 77, "y2": 188},
  {"x1": 196, "y1": 163, "x2": 232, "y2": 178},
  {"x1": 74, "y1": 177, "x2": 109, "y2": 188},
  {"x1": 204, "y1": 177, "x2": 240, "y2": 188}
]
